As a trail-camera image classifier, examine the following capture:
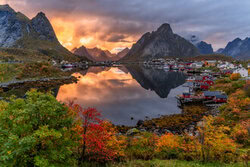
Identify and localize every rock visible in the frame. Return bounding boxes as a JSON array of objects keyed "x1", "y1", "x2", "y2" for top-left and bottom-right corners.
[
  {"x1": 31, "y1": 12, "x2": 58, "y2": 42},
  {"x1": 126, "y1": 128, "x2": 140, "y2": 136}
]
